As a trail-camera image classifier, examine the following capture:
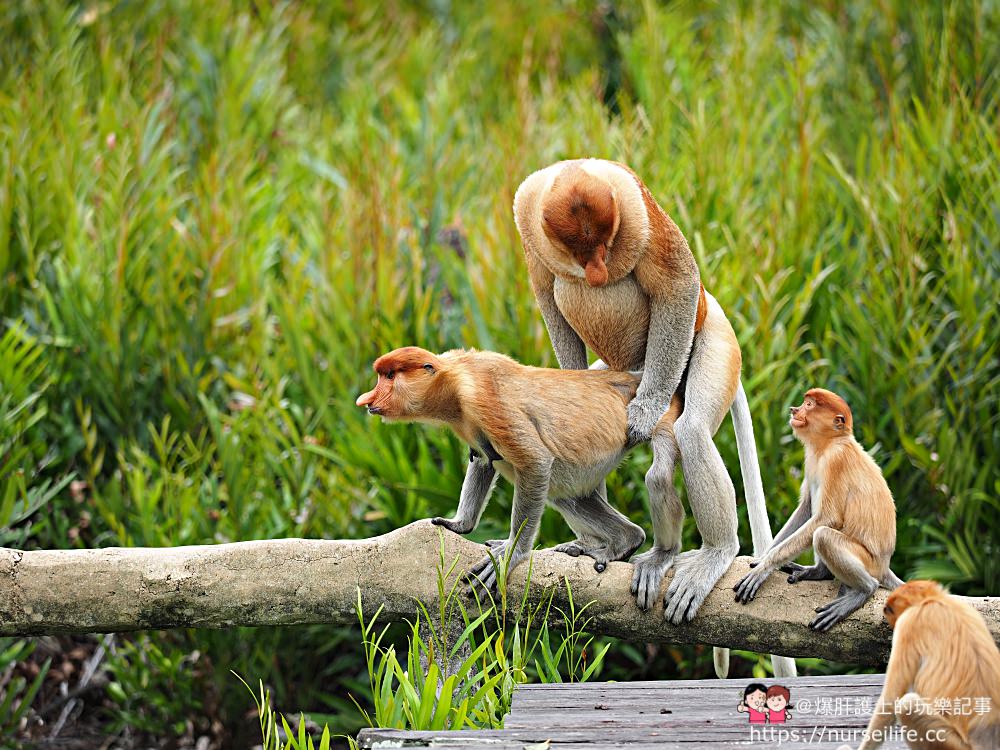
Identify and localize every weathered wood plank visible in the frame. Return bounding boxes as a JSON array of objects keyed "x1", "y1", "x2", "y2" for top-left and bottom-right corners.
[
  {"x1": 514, "y1": 673, "x2": 886, "y2": 691},
  {"x1": 358, "y1": 673, "x2": 903, "y2": 748},
  {"x1": 357, "y1": 727, "x2": 907, "y2": 749}
]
